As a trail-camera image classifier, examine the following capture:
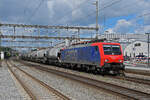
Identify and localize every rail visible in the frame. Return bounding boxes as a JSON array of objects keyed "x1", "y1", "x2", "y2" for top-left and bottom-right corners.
[
  {"x1": 6, "y1": 61, "x2": 36, "y2": 100},
  {"x1": 8, "y1": 61, "x2": 70, "y2": 100},
  {"x1": 20, "y1": 61, "x2": 150, "y2": 100}
]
